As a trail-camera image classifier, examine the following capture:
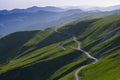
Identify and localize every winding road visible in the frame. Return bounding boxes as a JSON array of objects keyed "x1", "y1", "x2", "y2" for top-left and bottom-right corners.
[
  {"x1": 54, "y1": 28, "x2": 98, "y2": 80},
  {"x1": 73, "y1": 36, "x2": 98, "y2": 80},
  {"x1": 74, "y1": 65, "x2": 87, "y2": 80},
  {"x1": 73, "y1": 36, "x2": 98, "y2": 62}
]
